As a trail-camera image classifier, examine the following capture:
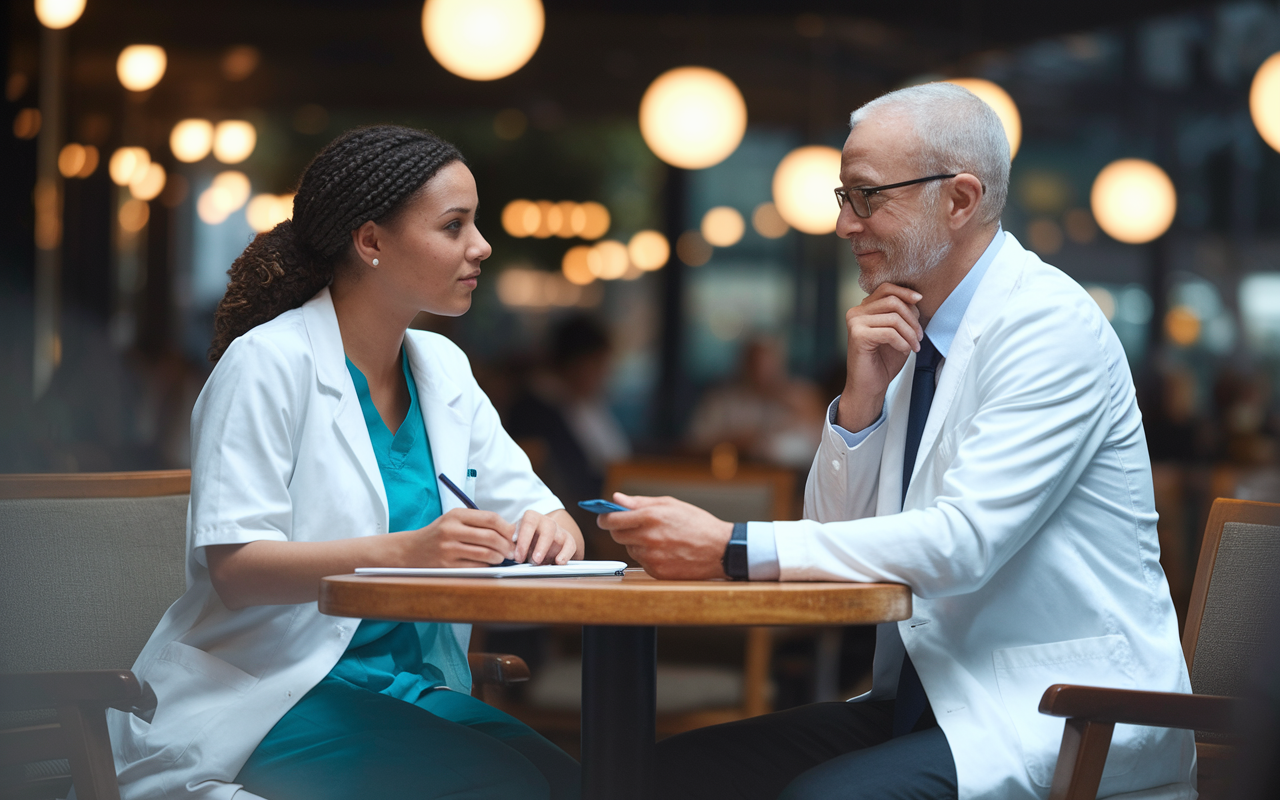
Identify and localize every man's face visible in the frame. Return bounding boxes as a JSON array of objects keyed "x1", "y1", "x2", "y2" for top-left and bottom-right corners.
[{"x1": 837, "y1": 112, "x2": 953, "y2": 293}]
